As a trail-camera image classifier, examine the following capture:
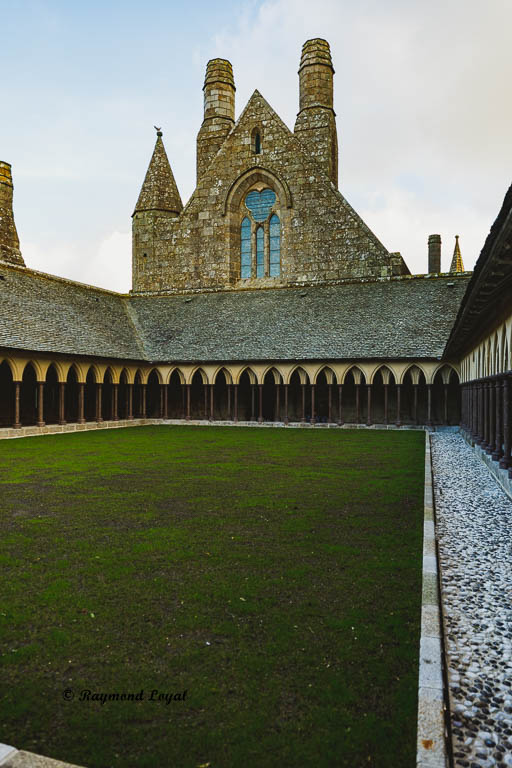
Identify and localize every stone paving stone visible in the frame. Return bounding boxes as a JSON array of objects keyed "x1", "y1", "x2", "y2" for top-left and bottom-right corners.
[{"x1": 432, "y1": 432, "x2": 512, "y2": 768}]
